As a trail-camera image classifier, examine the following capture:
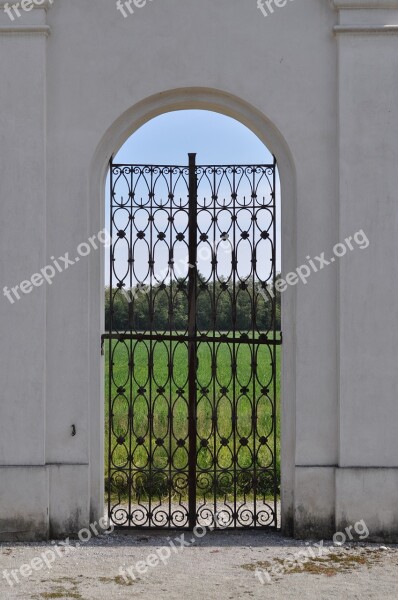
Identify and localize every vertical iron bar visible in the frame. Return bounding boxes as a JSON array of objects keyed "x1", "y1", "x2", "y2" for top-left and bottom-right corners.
[
  {"x1": 168, "y1": 167, "x2": 173, "y2": 526},
  {"x1": 232, "y1": 168, "x2": 237, "y2": 529},
  {"x1": 272, "y1": 157, "x2": 278, "y2": 528},
  {"x1": 108, "y1": 159, "x2": 113, "y2": 526},
  {"x1": 128, "y1": 166, "x2": 133, "y2": 526},
  {"x1": 252, "y1": 167, "x2": 257, "y2": 528},
  {"x1": 188, "y1": 153, "x2": 198, "y2": 530},
  {"x1": 148, "y1": 167, "x2": 154, "y2": 527},
  {"x1": 212, "y1": 167, "x2": 217, "y2": 526}
]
